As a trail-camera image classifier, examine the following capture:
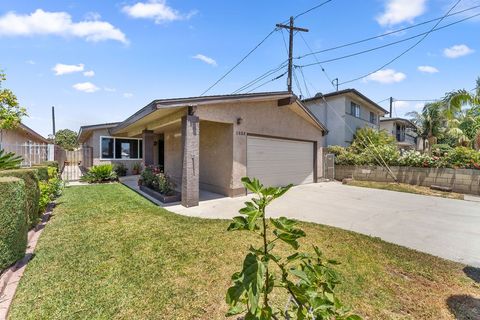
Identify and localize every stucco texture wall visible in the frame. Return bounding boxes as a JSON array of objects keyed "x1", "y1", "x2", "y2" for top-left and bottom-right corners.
[
  {"x1": 0, "y1": 128, "x2": 47, "y2": 146},
  {"x1": 335, "y1": 165, "x2": 480, "y2": 195},
  {"x1": 197, "y1": 100, "x2": 325, "y2": 193}
]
